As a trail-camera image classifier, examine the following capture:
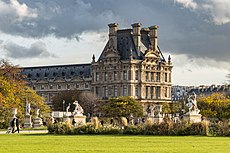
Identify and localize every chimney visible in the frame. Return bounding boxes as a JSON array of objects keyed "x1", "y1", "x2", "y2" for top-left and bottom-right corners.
[
  {"x1": 149, "y1": 25, "x2": 159, "y2": 51},
  {"x1": 108, "y1": 23, "x2": 118, "y2": 50},
  {"x1": 131, "y1": 23, "x2": 141, "y2": 51}
]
